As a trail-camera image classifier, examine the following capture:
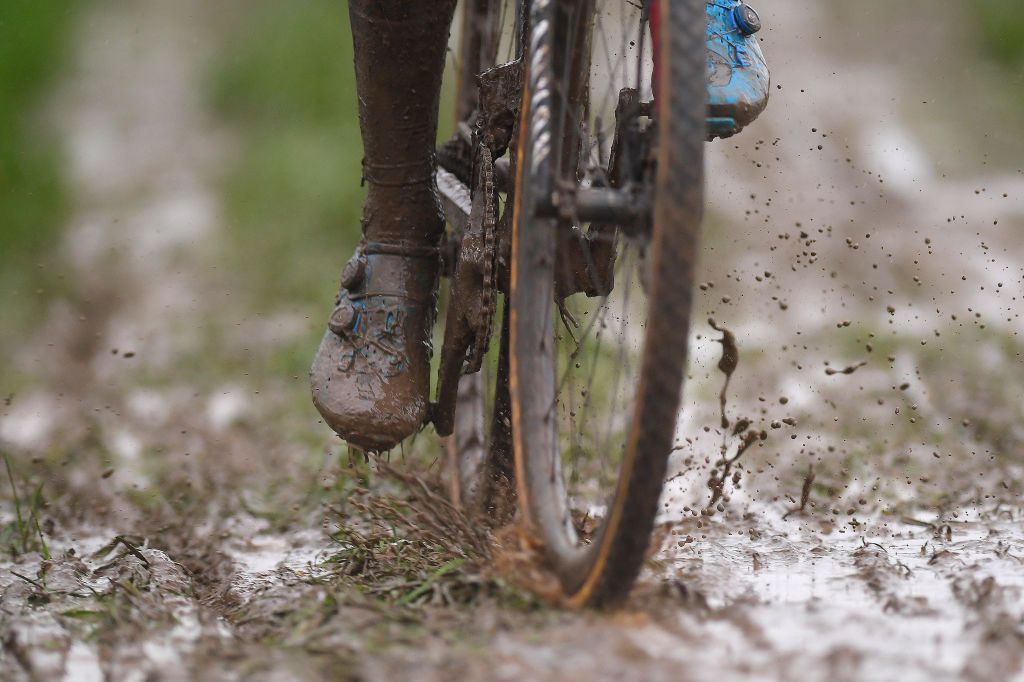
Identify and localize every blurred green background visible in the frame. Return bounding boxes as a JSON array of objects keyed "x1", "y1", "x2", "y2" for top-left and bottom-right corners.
[
  {"x1": 0, "y1": 0, "x2": 1021, "y2": 381},
  {"x1": 209, "y1": 1, "x2": 362, "y2": 308},
  {"x1": 0, "y1": 0, "x2": 78, "y2": 349},
  {"x1": 977, "y1": 0, "x2": 1024, "y2": 65}
]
